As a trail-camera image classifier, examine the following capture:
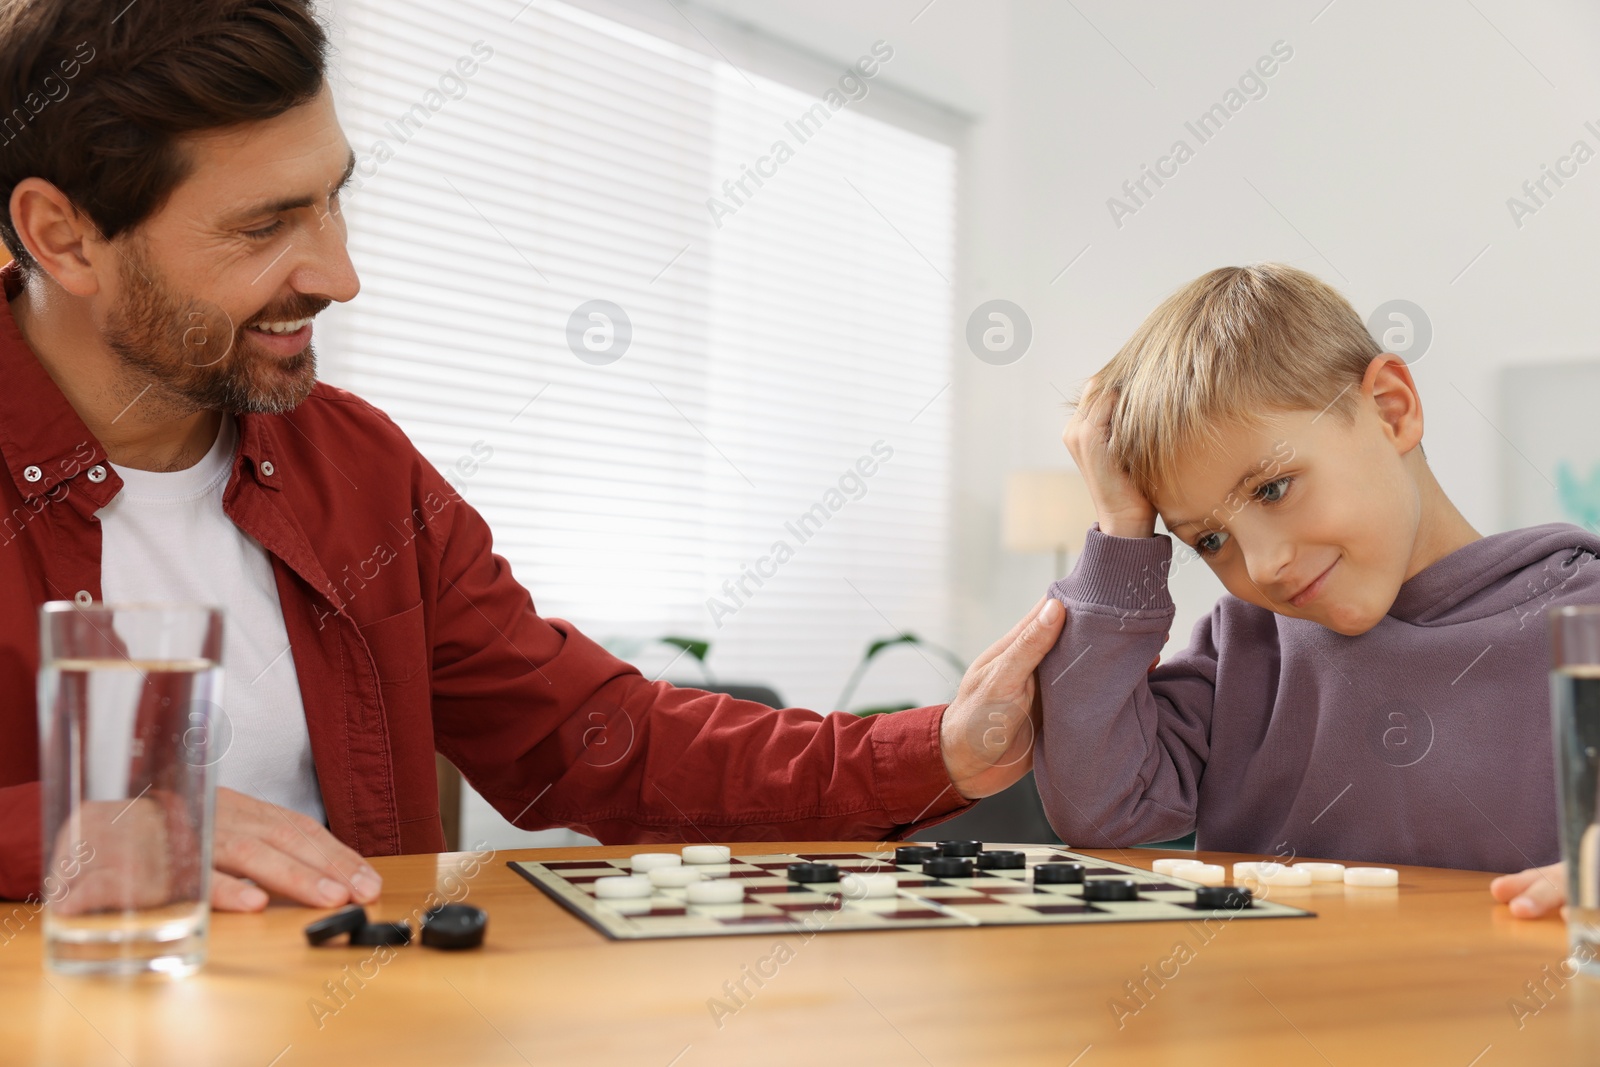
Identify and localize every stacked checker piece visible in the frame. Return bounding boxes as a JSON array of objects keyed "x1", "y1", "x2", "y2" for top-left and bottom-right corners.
[
  {"x1": 1149, "y1": 857, "x2": 1401, "y2": 889},
  {"x1": 510, "y1": 840, "x2": 1315, "y2": 941},
  {"x1": 1235, "y1": 861, "x2": 1399, "y2": 887}
]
